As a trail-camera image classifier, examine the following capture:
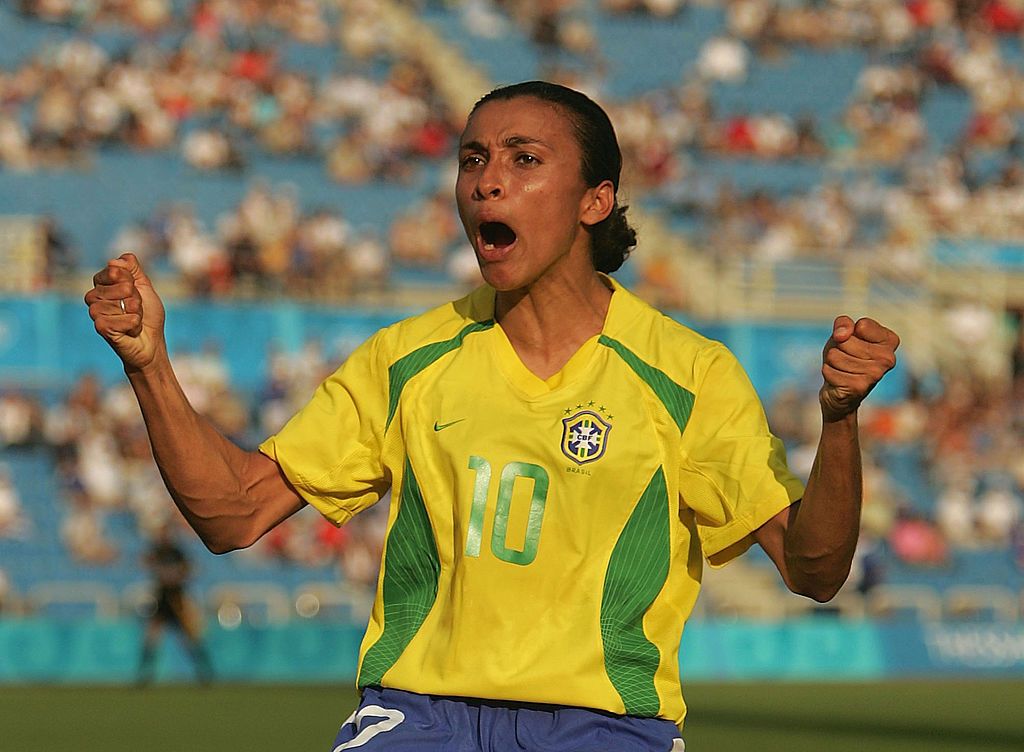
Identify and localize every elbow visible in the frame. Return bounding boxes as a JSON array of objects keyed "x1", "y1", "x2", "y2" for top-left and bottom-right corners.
[
  {"x1": 792, "y1": 579, "x2": 845, "y2": 603},
  {"x1": 198, "y1": 522, "x2": 262, "y2": 555},
  {"x1": 200, "y1": 536, "x2": 242, "y2": 556},
  {"x1": 176, "y1": 499, "x2": 263, "y2": 555},
  {"x1": 785, "y1": 556, "x2": 851, "y2": 603}
]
